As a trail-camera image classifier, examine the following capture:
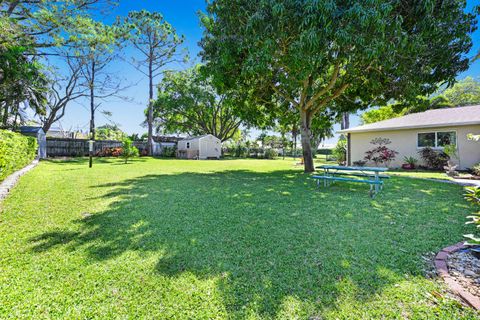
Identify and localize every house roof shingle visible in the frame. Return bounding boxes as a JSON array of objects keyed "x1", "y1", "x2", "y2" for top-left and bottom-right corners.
[{"x1": 339, "y1": 105, "x2": 480, "y2": 133}]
